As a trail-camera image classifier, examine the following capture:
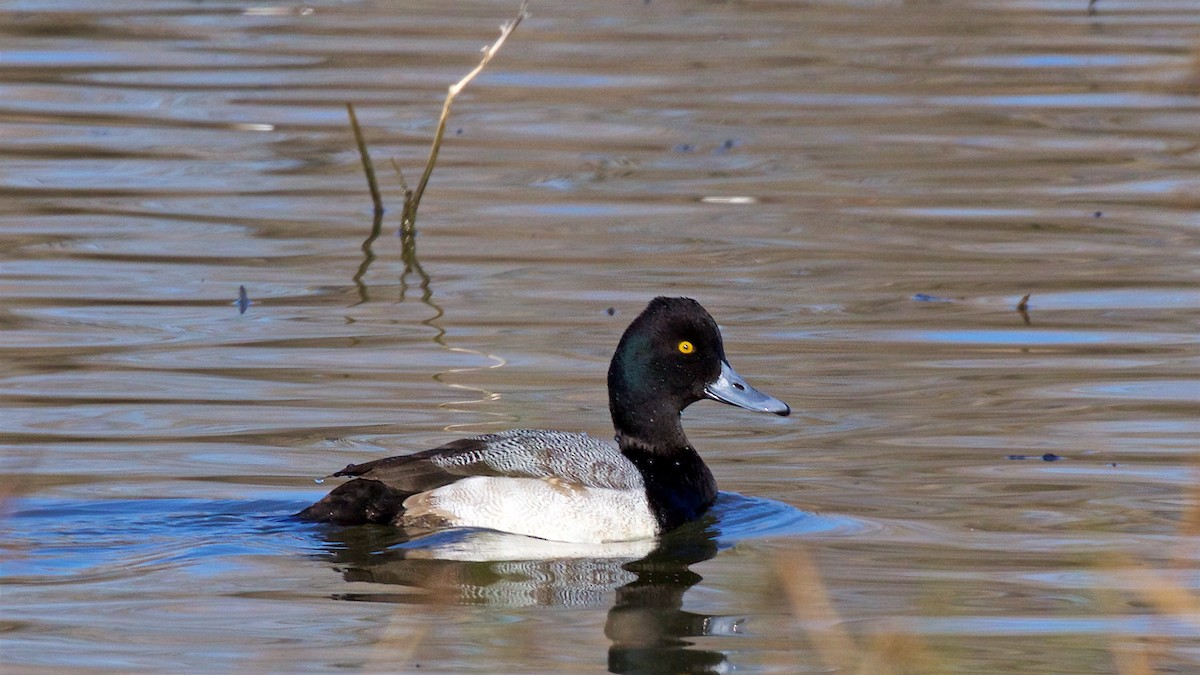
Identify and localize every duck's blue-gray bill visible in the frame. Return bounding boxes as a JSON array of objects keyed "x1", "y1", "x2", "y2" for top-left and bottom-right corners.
[{"x1": 704, "y1": 361, "x2": 791, "y2": 416}]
